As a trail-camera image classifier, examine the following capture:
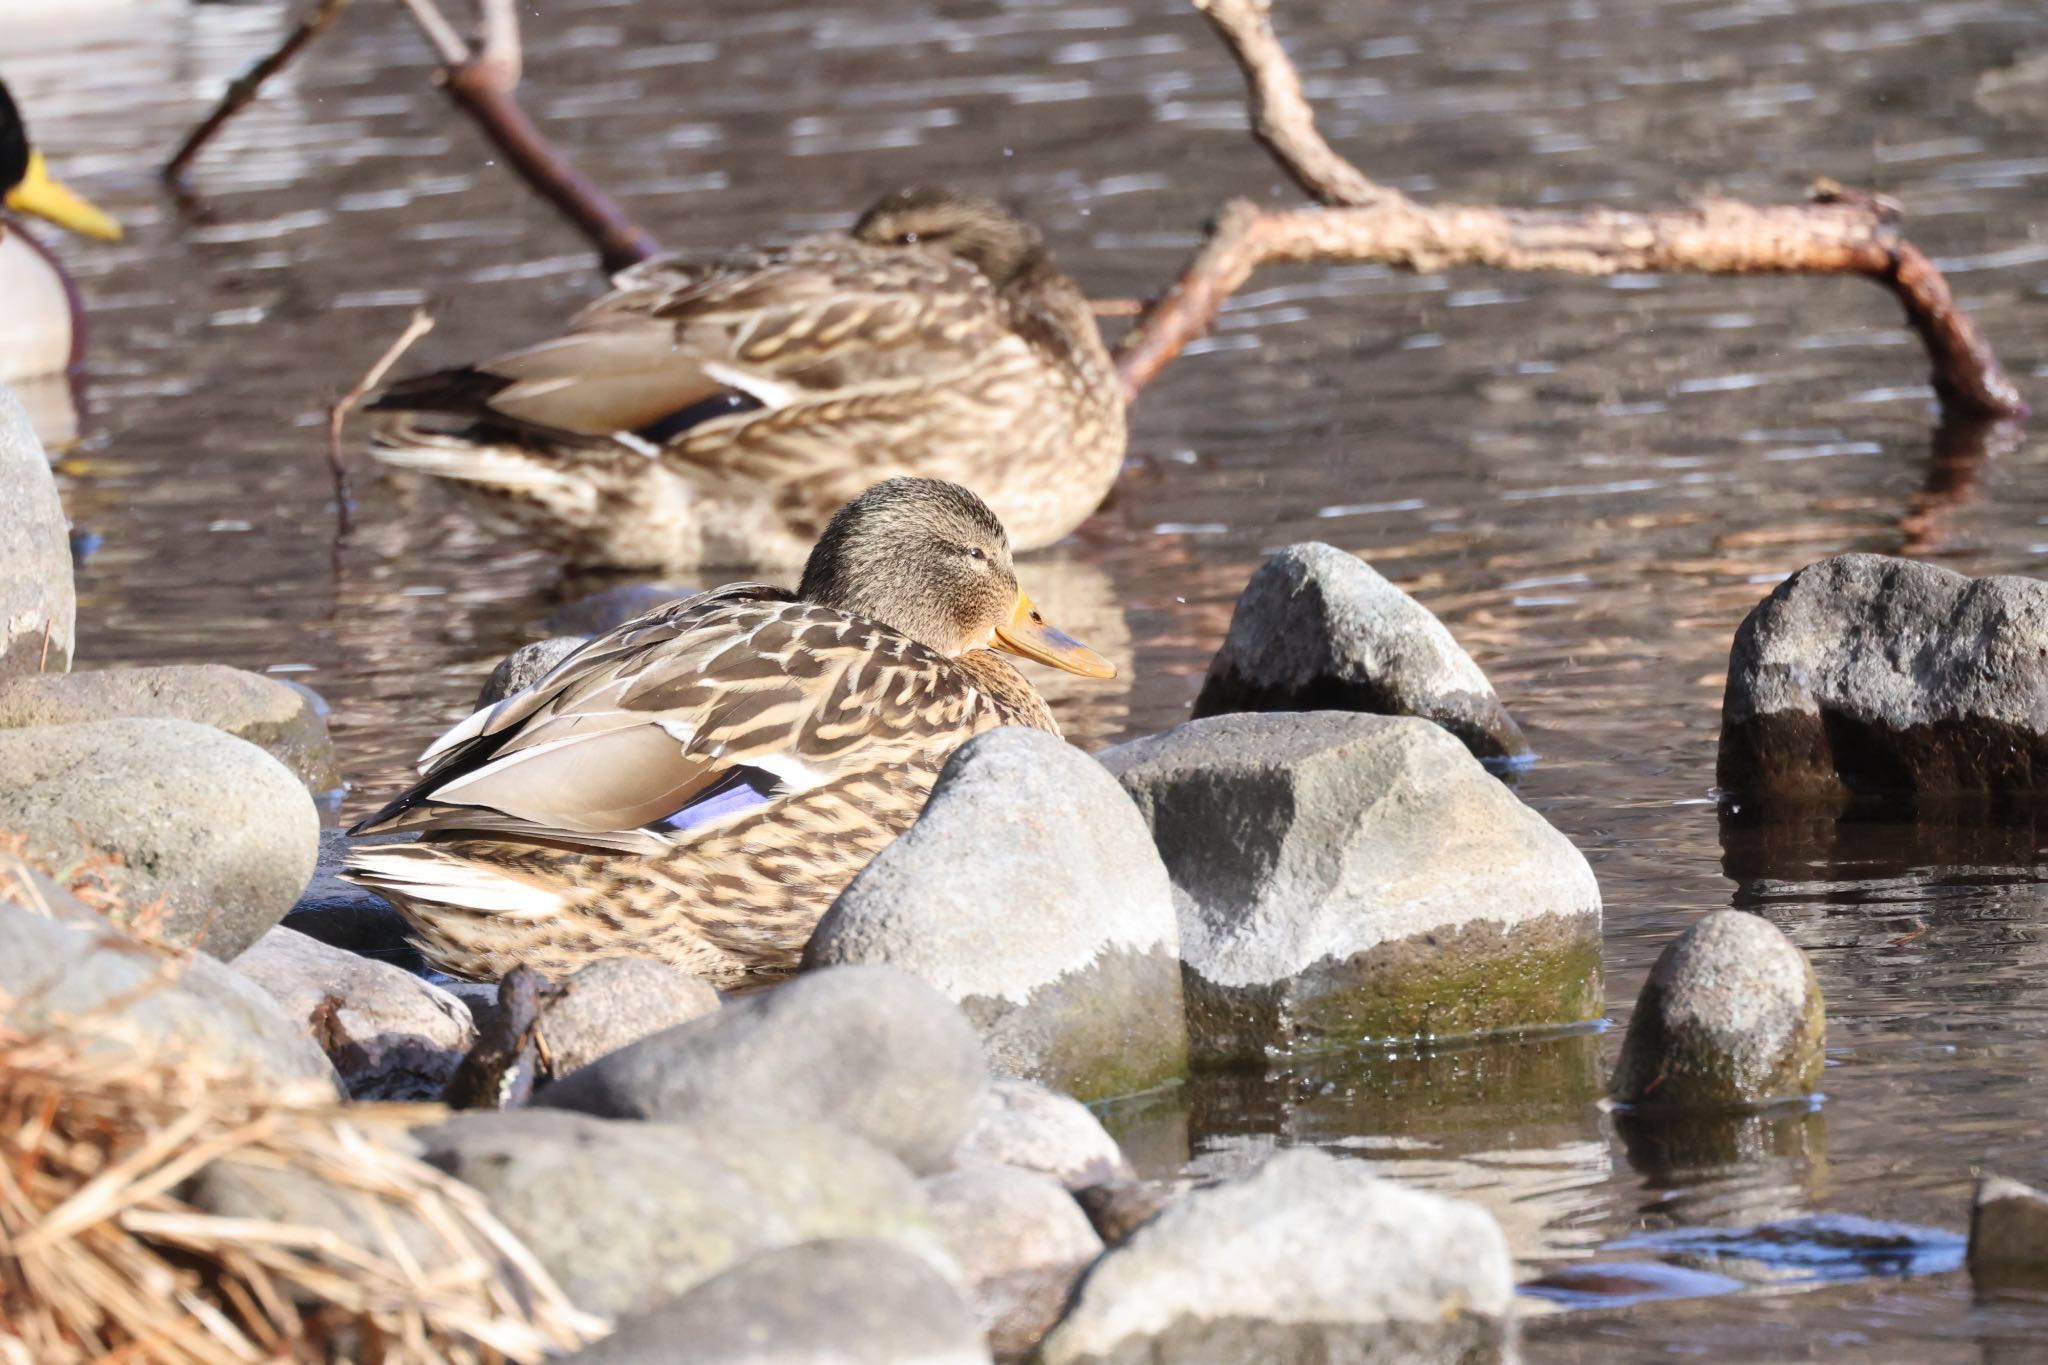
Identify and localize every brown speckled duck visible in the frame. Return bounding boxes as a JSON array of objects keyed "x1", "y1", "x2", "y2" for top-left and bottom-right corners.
[
  {"x1": 367, "y1": 186, "x2": 1126, "y2": 569},
  {"x1": 344, "y1": 478, "x2": 1115, "y2": 987}
]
